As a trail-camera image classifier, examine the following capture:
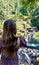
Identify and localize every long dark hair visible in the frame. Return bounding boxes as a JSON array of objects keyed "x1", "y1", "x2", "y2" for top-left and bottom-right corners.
[{"x1": 2, "y1": 19, "x2": 18, "y2": 52}]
